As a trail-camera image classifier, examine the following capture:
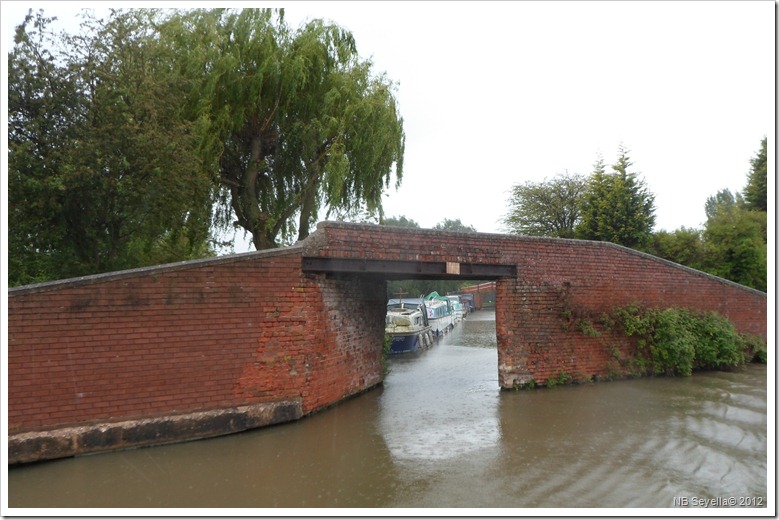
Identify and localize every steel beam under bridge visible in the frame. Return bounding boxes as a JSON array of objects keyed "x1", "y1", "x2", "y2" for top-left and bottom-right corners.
[{"x1": 302, "y1": 257, "x2": 516, "y2": 280}]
